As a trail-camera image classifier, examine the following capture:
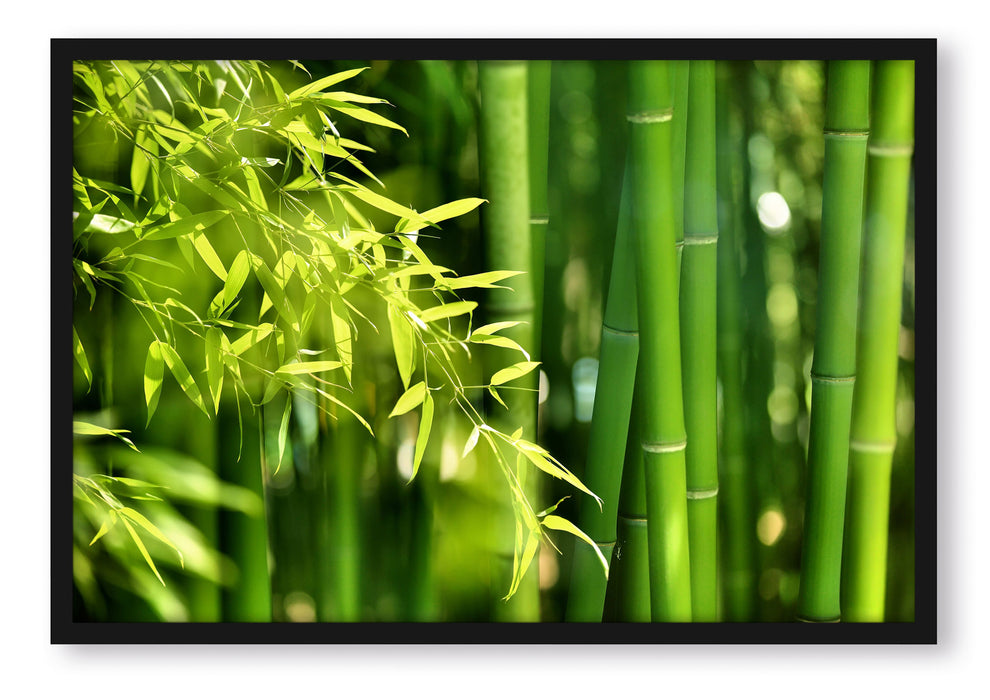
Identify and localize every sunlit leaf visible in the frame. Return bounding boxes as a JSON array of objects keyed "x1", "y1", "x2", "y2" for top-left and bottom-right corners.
[
  {"x1": 417, "y1": 197, "x2": 486, "y2": 226},
  {"x1": 222, "y1": 250, "x2": 251, "y2": 310},
  {"x1": 472, "y1": 321, "x2": 523, "y2": 337},
  {"x1": 85, "y1": 213, "x2": 136, "y2": 235},
  {"x1": 230, "y1": 323, "x2": 274, "y2": 355},
  {"x1": 120, "y1": 518, "x2": 165, "y2": 586},
  {"x1": 542, "y1": 514, "x2": 609, "y2": 577},
  {"x1": 387, "y1": 304, "x2": 414, "y2": 390},
  {"x1": 320, "y1": 99, "x2": 408, "y2": 135},
  {"x1": 73, "y1": 326, "x2": 92, "y2": 390},
  {"x1": 73, "y1": 421, "x2": 139, "y2": 452},
  {"x1": 490, "y1": 361, "x2": 540, "y2": 387},
  {"x1": 276, "y1": 397, "x2": 291, "y2": 474},
  {"x1": 143, "y1": 341, "x2": 164, "y2": 426},
  {"x1": 409, "y1": 391, "x2": 434, "y2": 483},
  {"x1": 287, "y1": 66, "x2": 368, "y2": 101},
  {"x1": 462, "y1": 424, "x2": 481, "y2": 458},
  {"x1": 418, "y1": 300, "x2": 477, "y2": 324},
  {"x1": 205, "y1": 327, "x2": 224, "y2": 414},
  {"x1": 389, "y1": 381, "x2": 426, "y2": 418},
  {"x1": 191, "y1": 231, "x2": 227, "y2": 280},
  {"x1": 143, "y1": 211, "x2": 227, "y2": 241},
  {"x1": 159, "y1": 343, "x2": 210, "y2": 416},
  {"x1": 275, "y1": 360, "x2": 343, "y2": 375}
]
